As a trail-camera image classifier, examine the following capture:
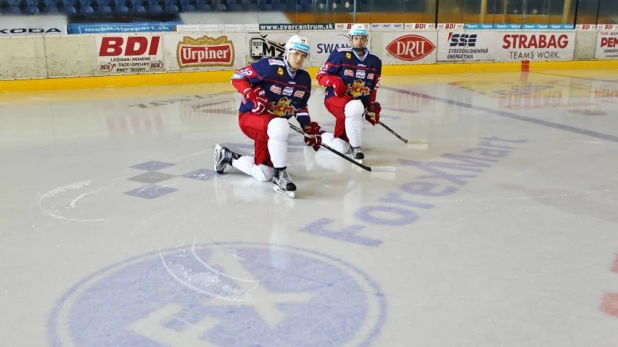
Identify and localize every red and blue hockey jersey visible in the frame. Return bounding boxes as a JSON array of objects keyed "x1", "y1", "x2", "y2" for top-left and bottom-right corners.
[
  {"x1": 231, "y1": 57, "x2": 312, "y2": 128},
  {"x1": 316, "y1": 47, "x2": 382, "y2": 106}
]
